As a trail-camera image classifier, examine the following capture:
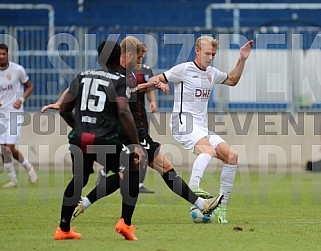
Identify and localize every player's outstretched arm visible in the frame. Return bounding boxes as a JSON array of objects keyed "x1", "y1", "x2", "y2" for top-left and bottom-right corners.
[
  {"x1": 148, "y1": 74, "x2": 166, "y2": 84},
  {"x1": 41, "y1": 103, "x2": 61, "y2": 112},
  {"x1": 41, "y1": 88, "x2": 69, "y2": 112},
  {"x1": 224, "y1": 40, "x2": 254, "y2": 87},
  {"x1": 144, "y1": 74, "x2": 169, "y2": 94},
  {"x1": 136, "y1": 81, "x2": 169, "y2": 94}
]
